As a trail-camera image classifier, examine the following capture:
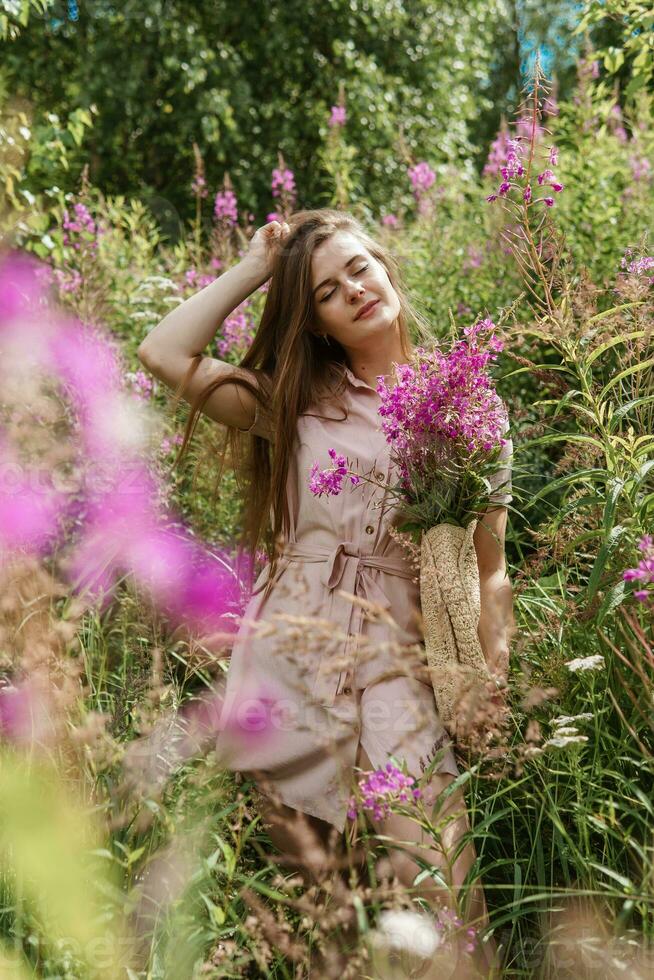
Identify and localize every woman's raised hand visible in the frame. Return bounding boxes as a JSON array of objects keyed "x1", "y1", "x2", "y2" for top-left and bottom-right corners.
[{"x1": 247, "y1": 219, "x2": 291, "y2": 277}]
